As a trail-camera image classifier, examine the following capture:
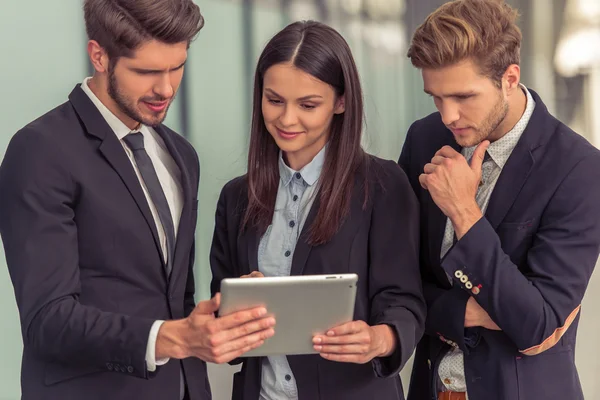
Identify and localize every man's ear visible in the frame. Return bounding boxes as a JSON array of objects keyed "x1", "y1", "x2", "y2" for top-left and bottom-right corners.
[{"x1": 87, "y1": 40, "x2": 110, "y2": 73}]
